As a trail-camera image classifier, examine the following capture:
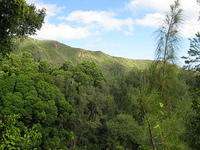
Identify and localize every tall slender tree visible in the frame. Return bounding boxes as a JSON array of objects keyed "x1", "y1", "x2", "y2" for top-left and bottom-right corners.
[
  {"x1": 155, "y1": 0, "x2": 183, "y2": 64},
  {"x1": 147, "y1": 1, "x2": 184, "y2": 148},
  {"x1": 155, "y1": 0, "x2": 183, "y2": 96}
]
